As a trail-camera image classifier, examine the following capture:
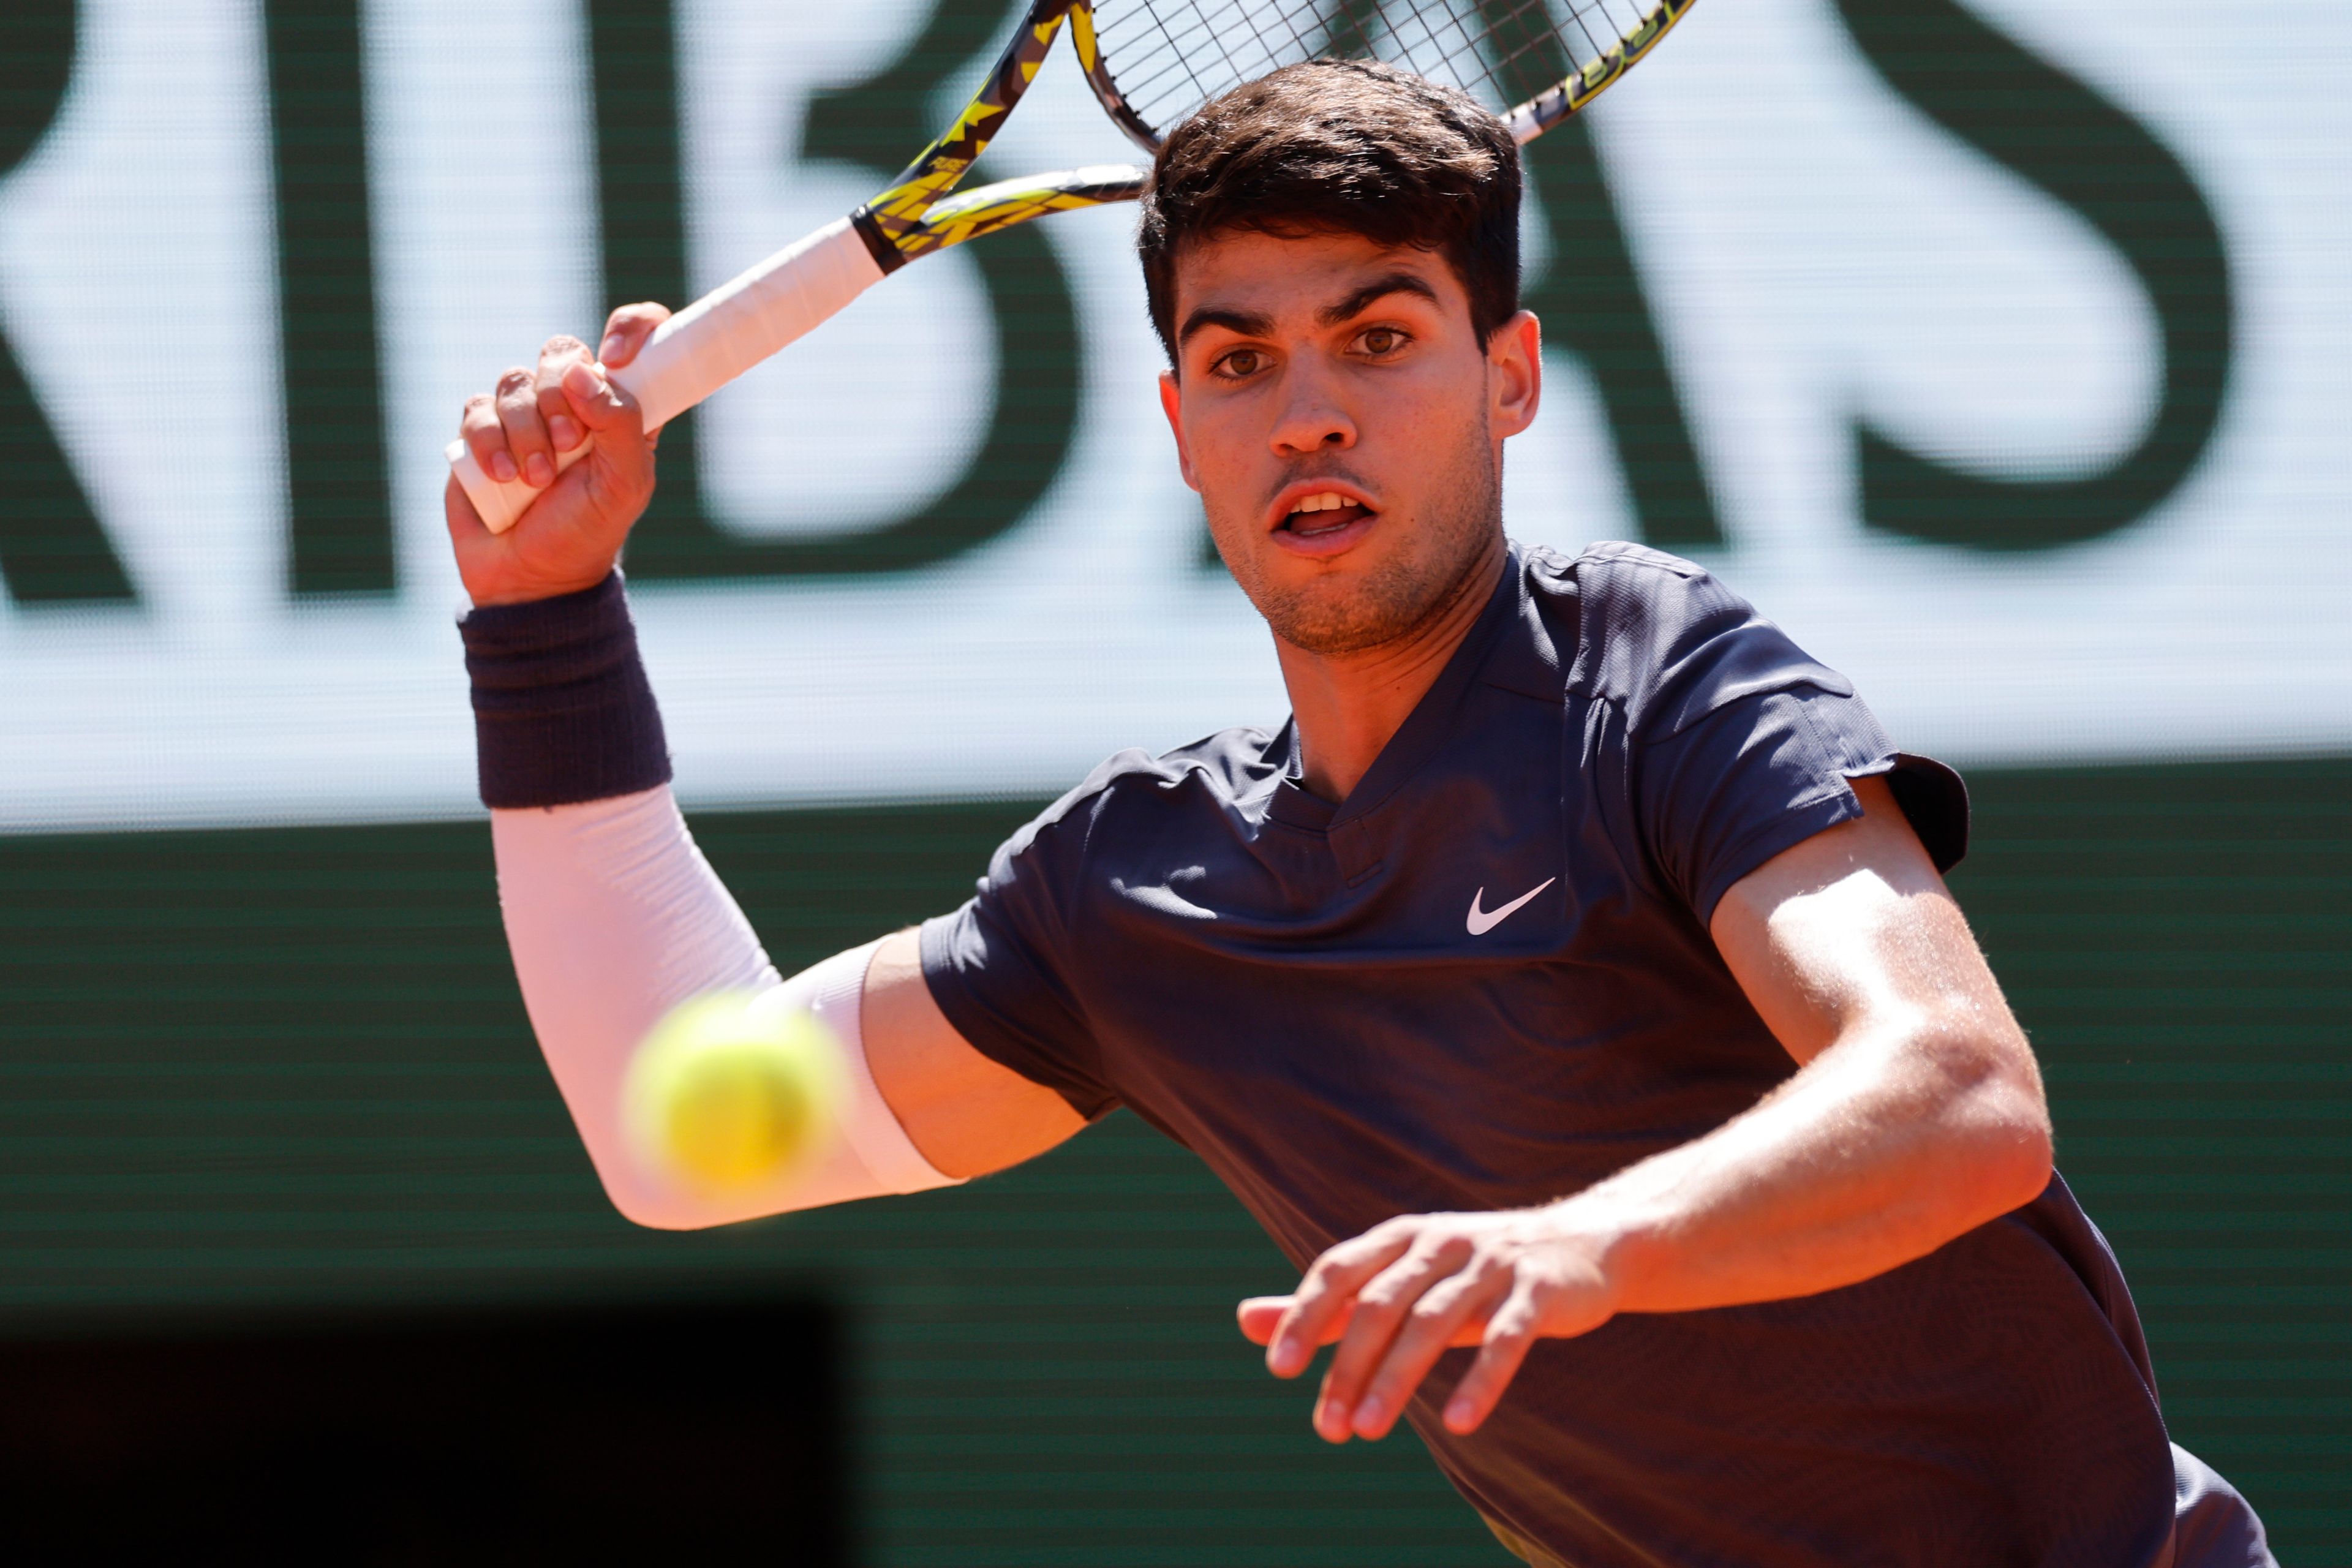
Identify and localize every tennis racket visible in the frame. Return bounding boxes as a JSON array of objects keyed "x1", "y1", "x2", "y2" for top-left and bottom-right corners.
[{"x1": 451, "y1": 0, "x2": 1696, "y2": 533}]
